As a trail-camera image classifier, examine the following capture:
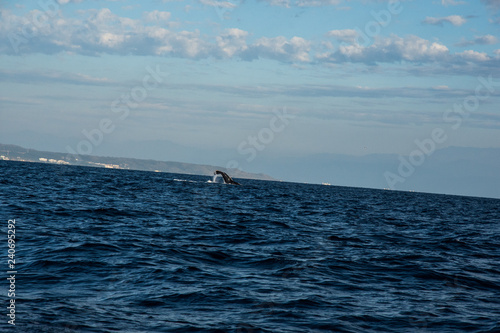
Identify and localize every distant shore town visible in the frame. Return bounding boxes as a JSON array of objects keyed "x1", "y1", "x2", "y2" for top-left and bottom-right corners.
[{"x1": 0, "y1": 155, "x2": 123, "y2": 169}]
